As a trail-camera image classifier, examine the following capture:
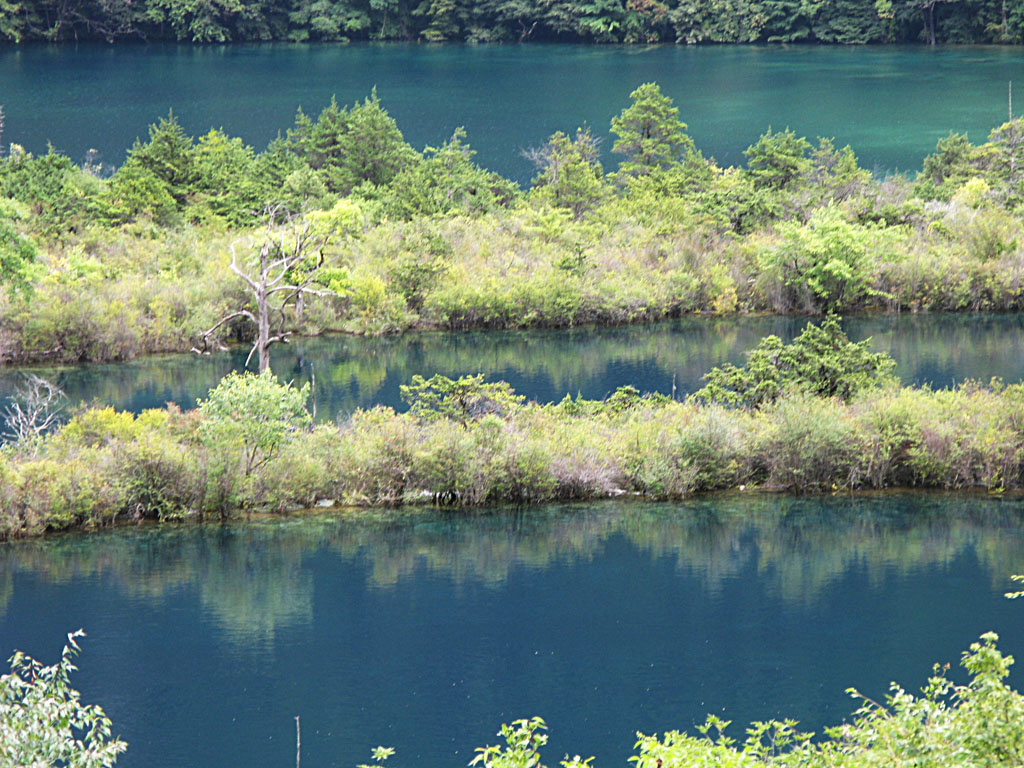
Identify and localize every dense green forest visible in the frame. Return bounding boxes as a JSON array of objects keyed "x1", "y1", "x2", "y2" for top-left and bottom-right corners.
[{"x1": 1, "y1": 0, "x2": 1024, "y2": 44}]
